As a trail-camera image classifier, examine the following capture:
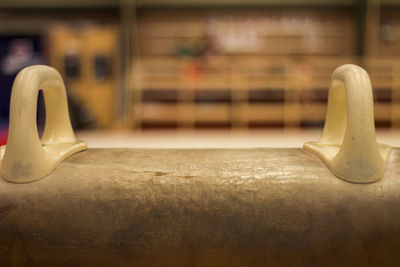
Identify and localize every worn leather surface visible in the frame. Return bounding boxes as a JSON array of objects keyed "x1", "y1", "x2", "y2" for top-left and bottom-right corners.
[{"x1": 0, "y1": 148, "x2": 400, "y2": 266}]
